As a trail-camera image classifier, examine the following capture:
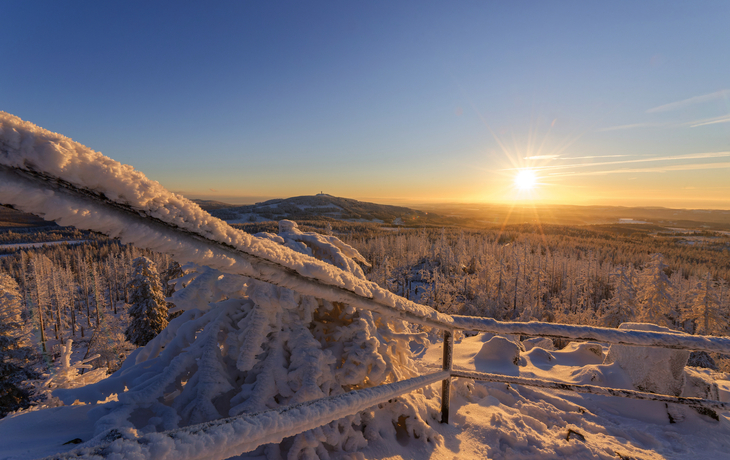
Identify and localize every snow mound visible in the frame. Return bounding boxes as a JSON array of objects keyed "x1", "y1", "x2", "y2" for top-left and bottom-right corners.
[
  {"x1": 475, "y1": 336, "x2": 522, "y2": 372},
  {"x1": 604, "y1": 323, "x2": 689, "y2": 396}
]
